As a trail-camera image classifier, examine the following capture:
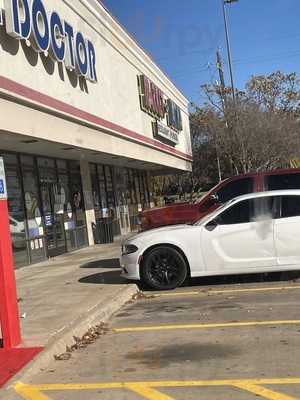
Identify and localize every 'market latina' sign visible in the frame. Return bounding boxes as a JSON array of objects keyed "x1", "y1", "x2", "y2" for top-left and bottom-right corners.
[
  {"x1": 0, "y1": 0, "x2": 97, "y2": 82},
  {"x1": 152, "y1": 121, "x2": 179, "y2": 146}
]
